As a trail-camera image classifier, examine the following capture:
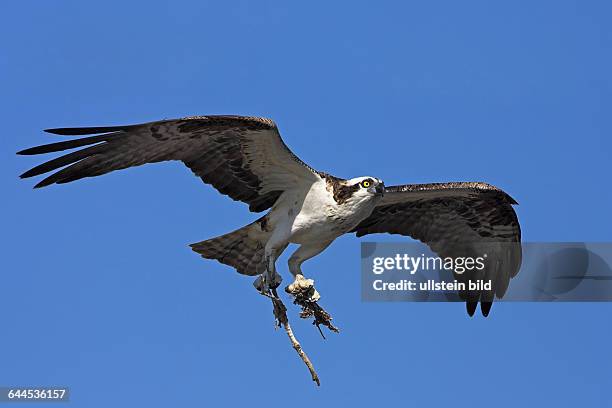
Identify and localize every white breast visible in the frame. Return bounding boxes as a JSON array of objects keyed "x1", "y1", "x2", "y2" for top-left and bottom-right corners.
[{"x1": 286, "y1": 178, "x2": 376, "y2": 244}]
